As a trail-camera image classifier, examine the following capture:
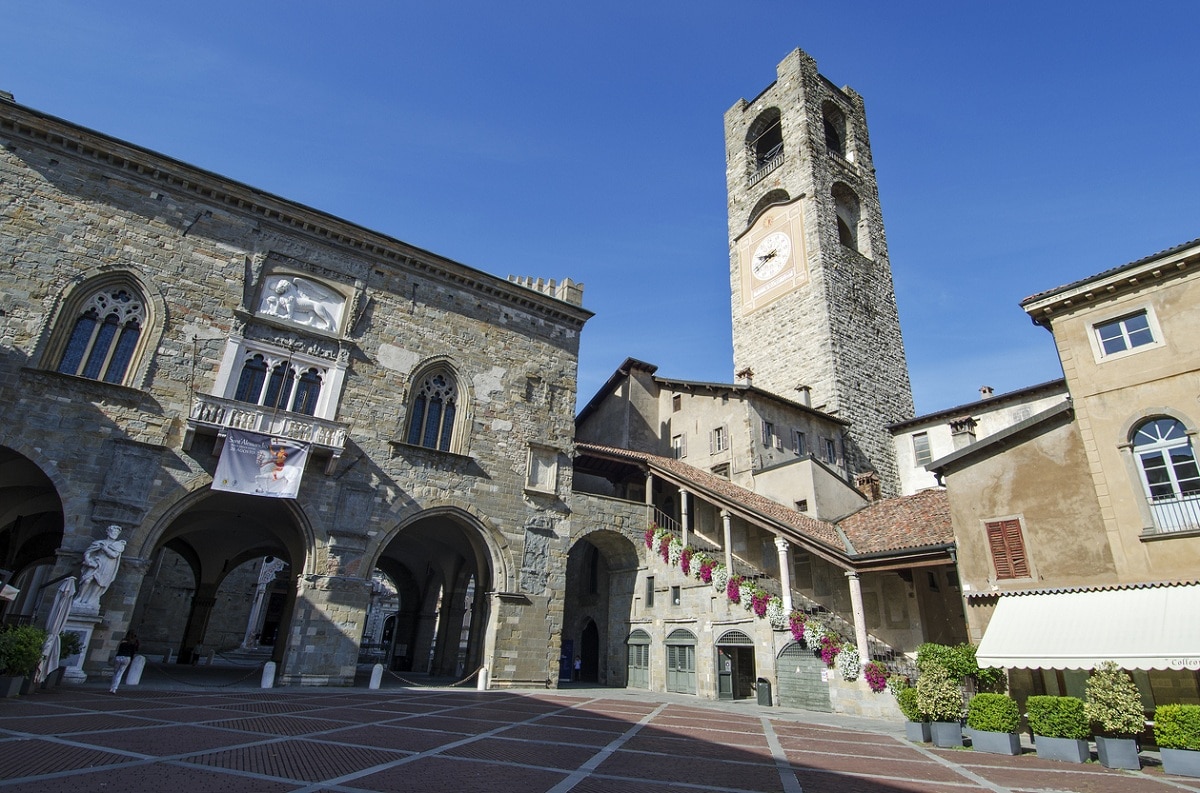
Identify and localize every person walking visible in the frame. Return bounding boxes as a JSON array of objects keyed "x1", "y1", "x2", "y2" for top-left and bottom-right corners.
[{"x1": 110, "y1": 630, "x2": 139, "y2": 693}]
